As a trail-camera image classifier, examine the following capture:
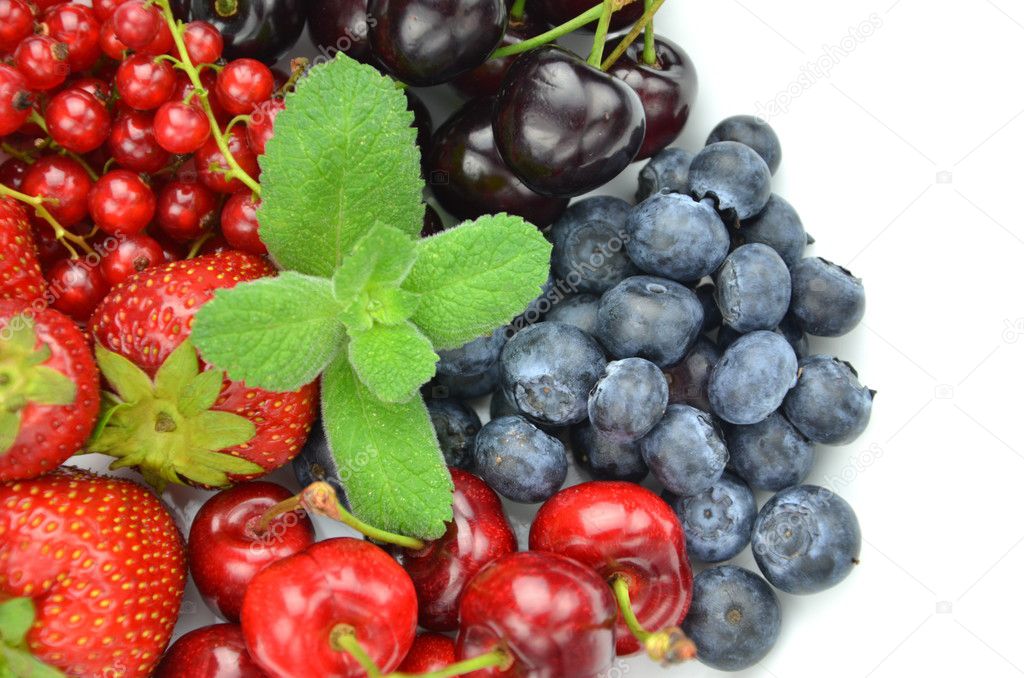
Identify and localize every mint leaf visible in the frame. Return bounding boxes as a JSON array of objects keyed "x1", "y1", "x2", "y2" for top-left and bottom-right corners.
[
  {"x1": 404, "y1": 214, "x2": 552, "y2": 348},
  {"x1": 259, "y1": 55, "x2": 424, "y2": 277},
  {"x1": 349, "y1": 322, "x2": 437, "y2": 402},
  {"x1": 191, "y1": 273, "x2": 344, "y2": 392},
  {"x1": 367, "y1": 287, "x2": 419, "y2": 325},
  {"x1": 321, "y1": 353, "x2": 452, "y2": 539}
]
